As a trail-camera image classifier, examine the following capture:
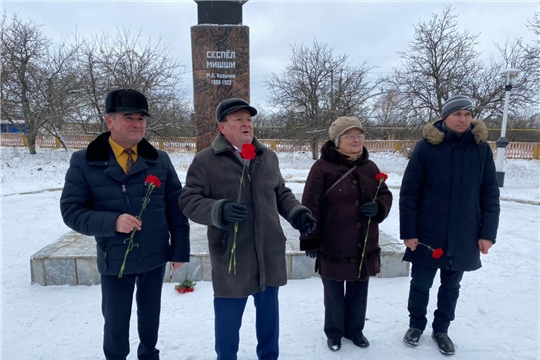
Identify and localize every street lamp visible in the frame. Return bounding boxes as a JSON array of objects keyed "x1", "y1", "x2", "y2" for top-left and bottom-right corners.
[{"x1": 495, "y1": 68, "x2": 520, "y2": 187}]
